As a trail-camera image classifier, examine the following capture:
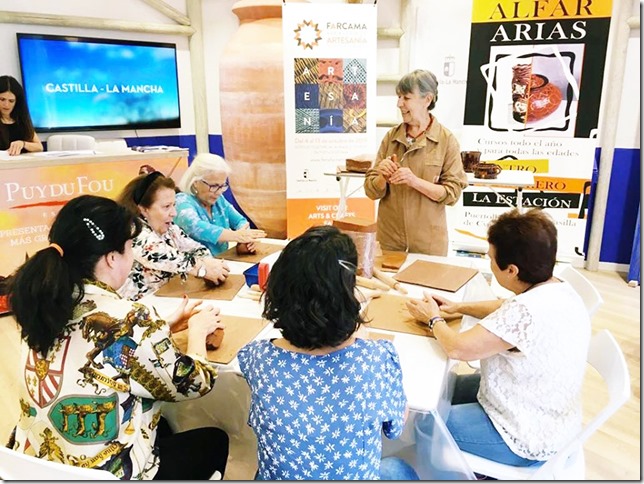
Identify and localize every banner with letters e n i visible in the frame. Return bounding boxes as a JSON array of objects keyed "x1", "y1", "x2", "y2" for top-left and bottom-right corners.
[
  {"x1": 454, "y1": 0, "x2": 612, "y2": 261},
  {"x1": 282, "y1": 2, "x2": 377, "y2": 238}
]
